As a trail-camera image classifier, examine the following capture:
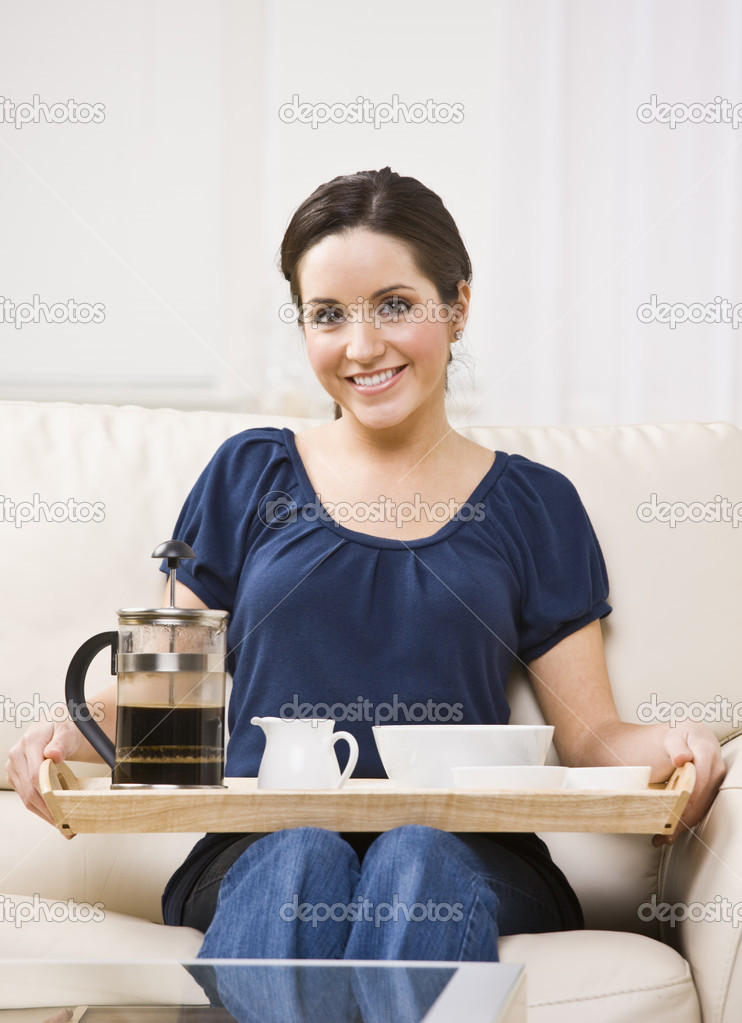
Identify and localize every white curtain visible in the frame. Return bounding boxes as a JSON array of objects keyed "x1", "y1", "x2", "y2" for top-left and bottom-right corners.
[{"x1": 1, "y1": 0, "x2": 740, "y2": 427}]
